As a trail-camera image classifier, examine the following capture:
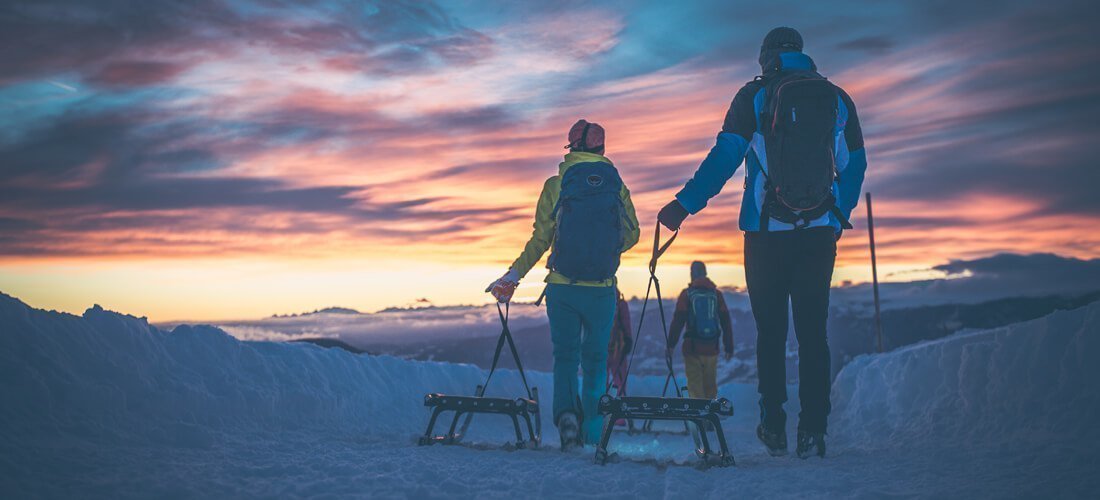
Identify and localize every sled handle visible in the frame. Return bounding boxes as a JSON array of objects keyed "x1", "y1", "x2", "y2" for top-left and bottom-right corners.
[{"x1": 649, "y1": 221, "x2": 678, "y2": 274}]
